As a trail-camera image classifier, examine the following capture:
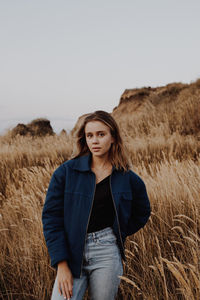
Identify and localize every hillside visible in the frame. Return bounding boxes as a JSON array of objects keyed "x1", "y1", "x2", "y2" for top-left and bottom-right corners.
[
  {"x1": 0, "y1": 79, "x2": 200, "y2": 299},
  {"x1": 112, "y1": 79, "x2": 200, "y2": 139},
  {"x1": 70, "y1": 79, "x2": 200, "y2": 170}
]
